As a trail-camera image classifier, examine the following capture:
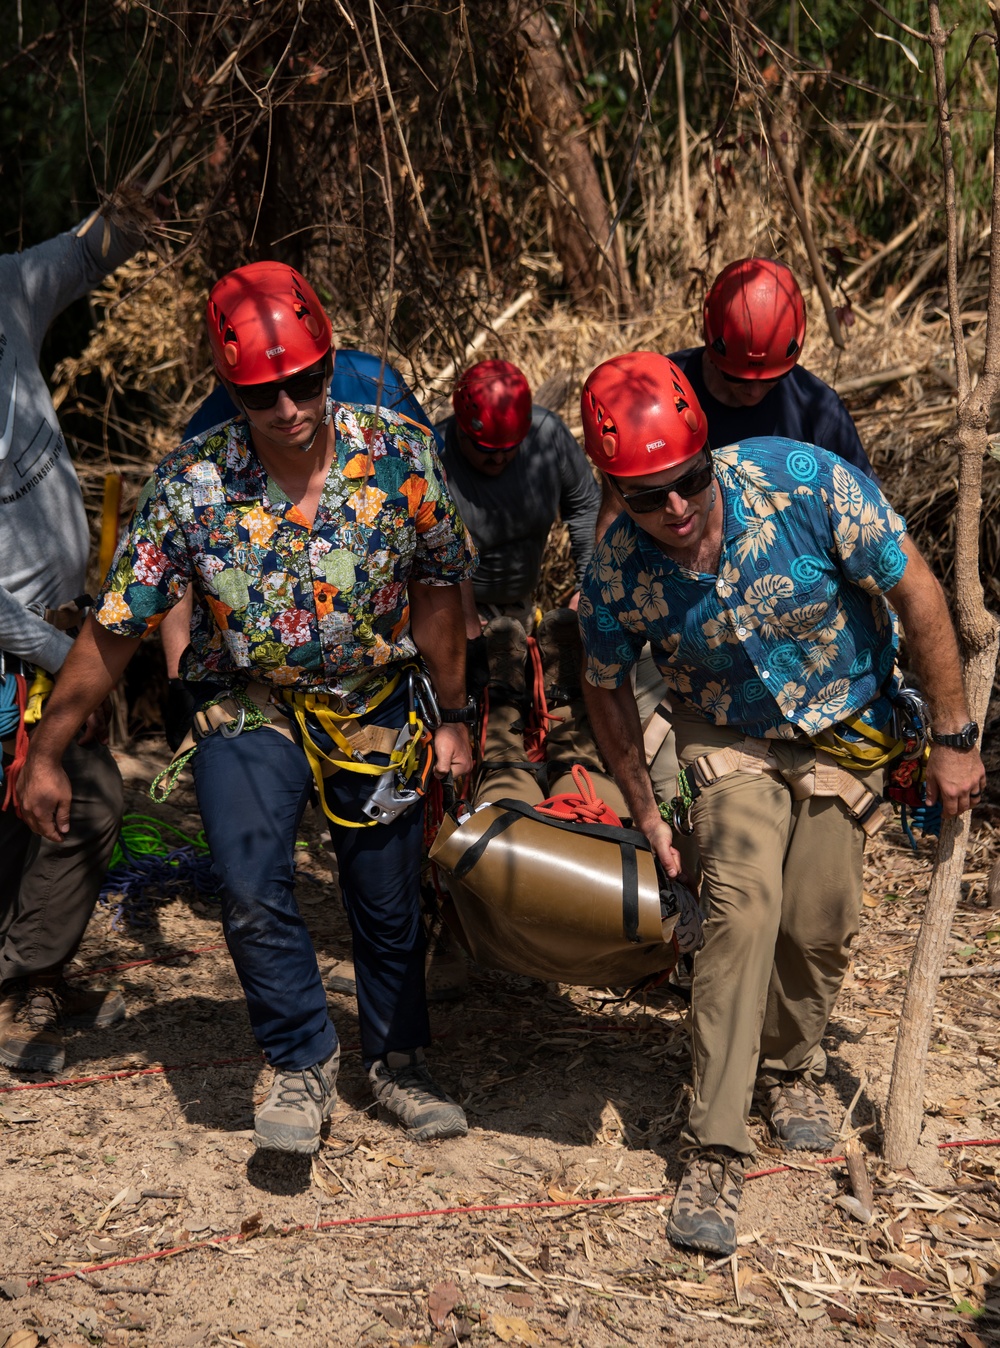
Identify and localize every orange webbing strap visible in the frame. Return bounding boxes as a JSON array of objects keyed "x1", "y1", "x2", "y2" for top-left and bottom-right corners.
[
  {"x1": 523, "y1": 635, "x2": 556, "y2": 763},
  {"x1": 534, "y1": 764, "x2": 624, "y2": 827},
  {"x1": 2, "y1": 673, "x2": 30, "y2": 817}
]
